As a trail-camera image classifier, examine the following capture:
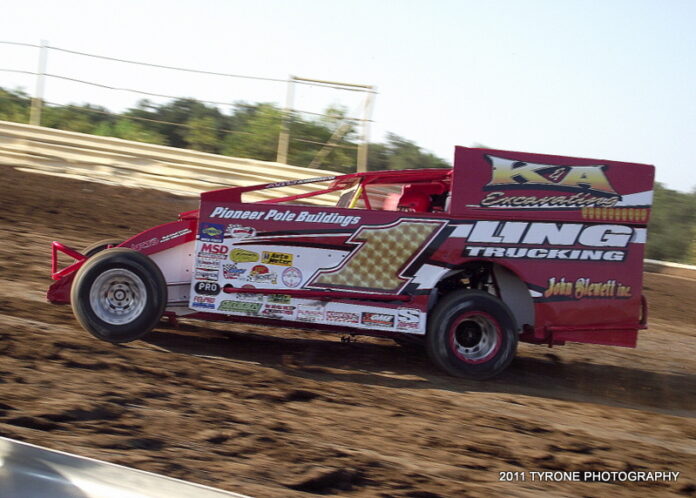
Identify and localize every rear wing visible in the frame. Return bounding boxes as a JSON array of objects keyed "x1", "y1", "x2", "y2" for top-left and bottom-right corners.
[{"x1": 450, "y1": 147, "x2": 655, "y2": 224}]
